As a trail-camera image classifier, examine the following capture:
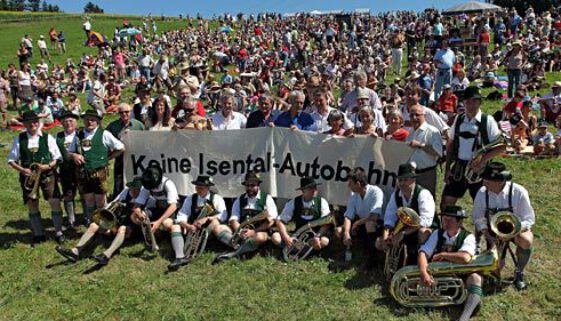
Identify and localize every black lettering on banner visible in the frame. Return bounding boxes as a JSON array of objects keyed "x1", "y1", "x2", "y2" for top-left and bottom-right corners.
[
  {"x1": 131, "y1": 154, "x2": 146, "y2": 175},
  {"x1": 219, "y1": 161, "x2": 231, "y2": 175},
  {"x1": 253, "y1": 157, "x2": 267, "y2": 173},
  {"x1": 296, "y1": 162, "x2": 310, "y2": 177},
  {"x1": 179, "y1": 158, "x2": 191, "y2": 173},
  {"x1": 206, "y1": 160, "x2": 217, "y2": 175},
  {"x1": 320, "y1": 164, "x2": 335, "y2": 180},
  {"x1": 310, "y1": 157, "x2": 321, "y2": 178},
  {"x1": 233, "y1": 159, "x2": 245, "y2": 174},
  {"x1": 278, "y1": 153, "x2": 296, "y2": 175},
  {"x1": 335, "y1": 160, "x2": 351, "y2": 181}
]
